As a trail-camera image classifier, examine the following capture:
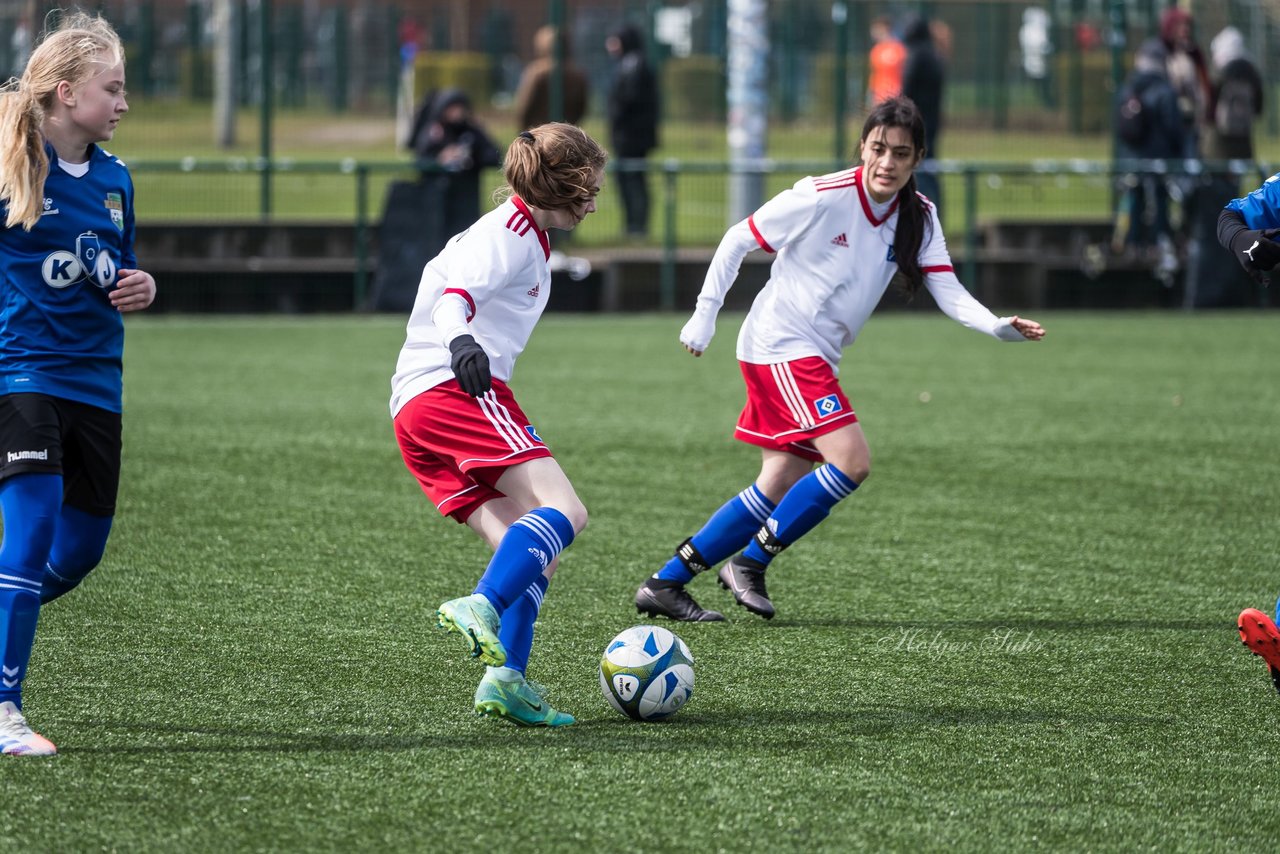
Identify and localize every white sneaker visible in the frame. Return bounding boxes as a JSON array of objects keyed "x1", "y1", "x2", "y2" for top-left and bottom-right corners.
[{"x1": 0, "y1": 701, "x2": 57, "y2": 756}]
